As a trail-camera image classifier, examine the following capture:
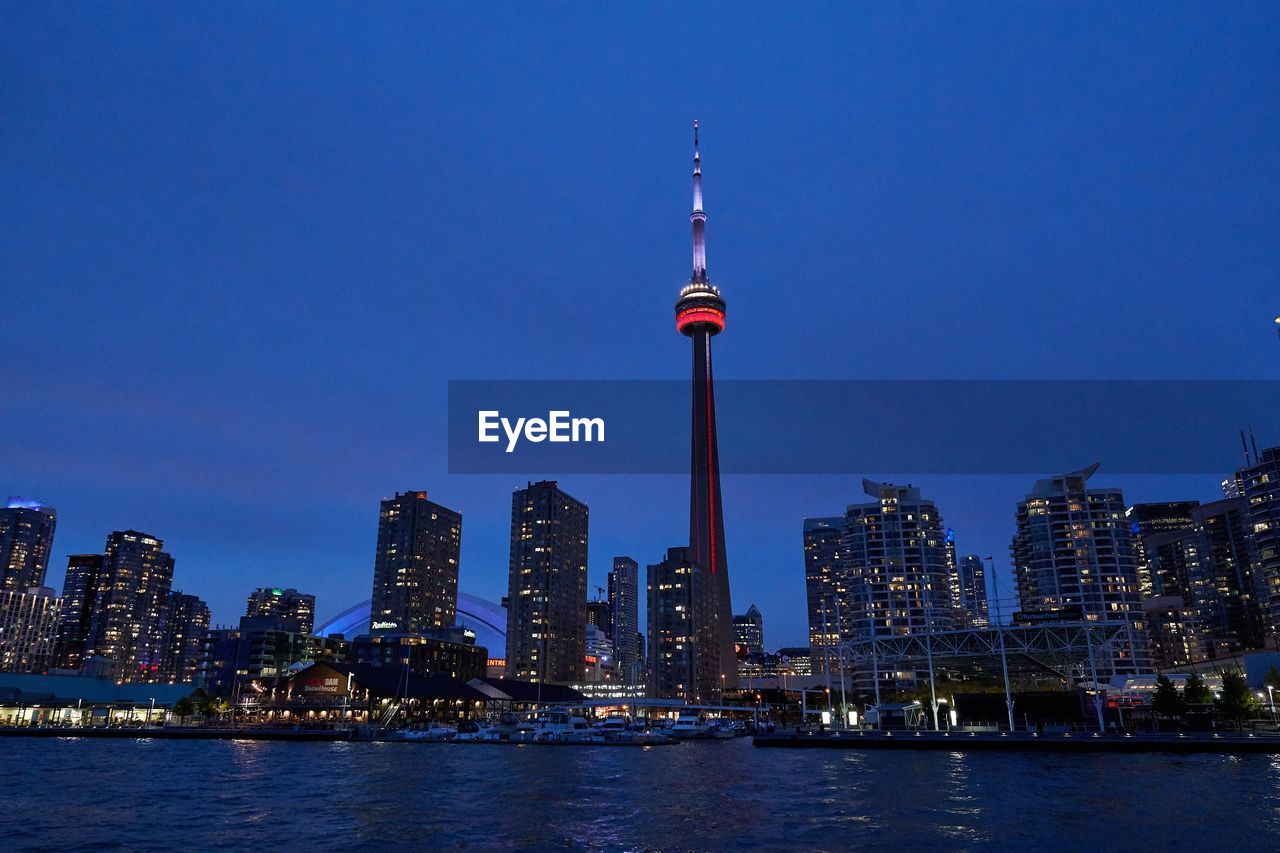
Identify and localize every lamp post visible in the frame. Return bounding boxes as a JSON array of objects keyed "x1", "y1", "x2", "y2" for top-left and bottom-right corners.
[{"x1": 1267, "y1": 686, "x2": 1277, "y2": 724}]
